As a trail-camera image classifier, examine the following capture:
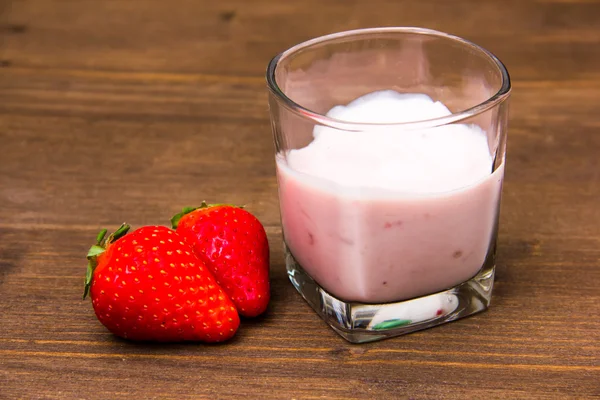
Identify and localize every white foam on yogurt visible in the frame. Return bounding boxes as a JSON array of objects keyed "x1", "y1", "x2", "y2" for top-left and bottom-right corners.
[{"x1": 288, "y1": 90, "x2": 493, "y2": 194}]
